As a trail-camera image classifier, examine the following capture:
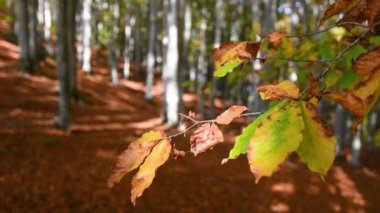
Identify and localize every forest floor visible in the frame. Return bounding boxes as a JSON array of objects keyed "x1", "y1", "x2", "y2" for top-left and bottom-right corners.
[{"x1": 2, "y1": 19, "x2": 380, "y2": 213}]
